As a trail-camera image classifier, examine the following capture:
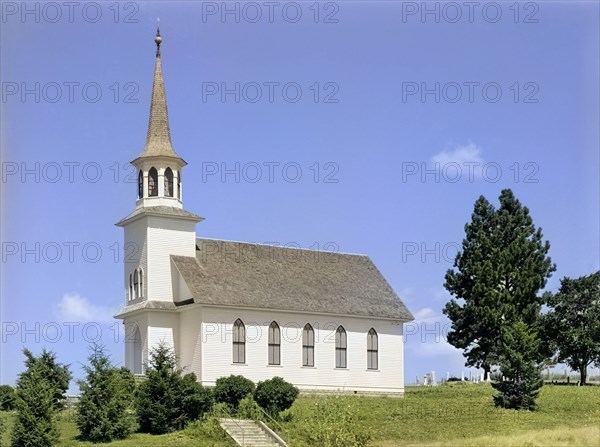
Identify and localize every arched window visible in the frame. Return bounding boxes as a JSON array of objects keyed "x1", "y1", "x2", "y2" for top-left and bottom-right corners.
[
  {"x1": 137, "y1": 170, "x2": 143, "y2": 199},
  {"x1": 128, "y1": 273, "x2": 133, "y2": 301},
  {"x1": 177, "y1": 170, "x2": 181, "y2": 200},
  {"x1": 233, "y1": 319, "x2": 245, "y2": 364},
  {"x1": 268, "y1": 321, "x2": 280, "y2": 365},
  {"x1": 133, "y1": 269, "x2": 139, "y2": 299},
  {"x1": 302, "y1": 324, "x2": 314, "y2": 367},
  {"x1": 335, "y1": 326, "x2": 347, "y2": 368},
  {"x1": 164, "y1": 167, "x2": 174, "y2": 197},
  {"x1": 148, "y1": 167, "x2": 158, "y2": 197},
  {"x1": 132, "y1": 324, "x2": 142, "y2": 375},
  {"x1": 138, "y1": 268, "x2": 144, "y2": 298},
  {"x1": 367, "y1": 328, "x2": 378, "y2": 370}
]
